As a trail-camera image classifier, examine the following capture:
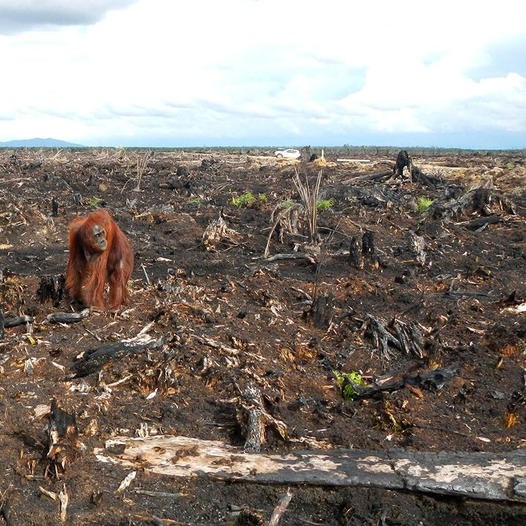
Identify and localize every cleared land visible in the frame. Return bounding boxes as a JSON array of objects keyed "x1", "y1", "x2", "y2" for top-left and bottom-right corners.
[{"x1": 0, "y1": 147, "x2": 525, "y2": 525}]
